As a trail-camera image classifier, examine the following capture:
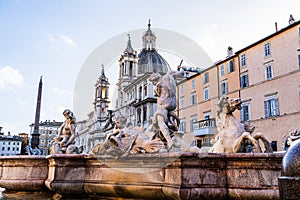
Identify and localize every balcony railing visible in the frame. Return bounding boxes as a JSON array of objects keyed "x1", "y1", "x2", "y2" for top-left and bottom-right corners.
[{"x1": 193, "y1": 118, "x2": 216, "y2": 137}]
